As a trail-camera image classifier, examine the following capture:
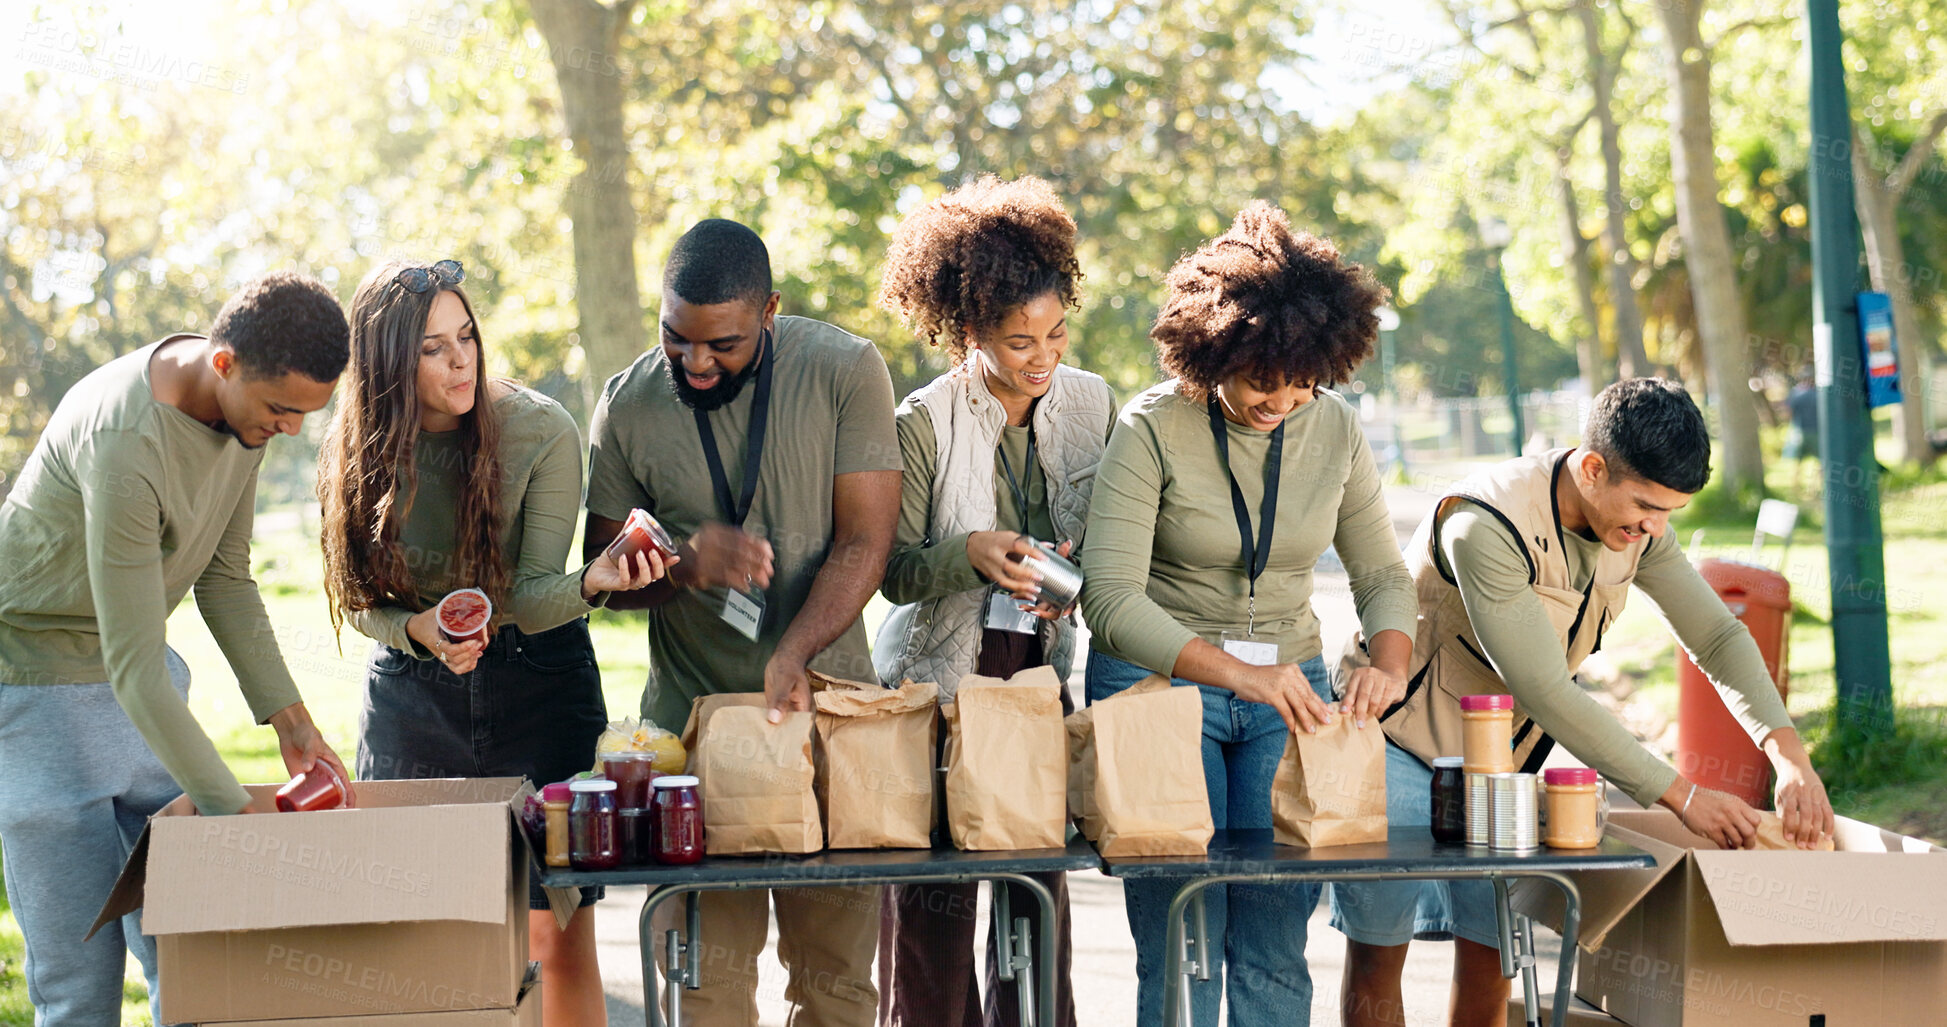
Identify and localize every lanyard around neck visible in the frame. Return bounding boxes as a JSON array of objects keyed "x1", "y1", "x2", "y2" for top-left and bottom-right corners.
[
  {"x1": 692, "y1": 327, "x2": 774, "y2": 528},
  {"x1": 1208, "y1": 396, "x2": 1284, "y2": 633},
  {"x1": 995, "y1": 427, "x2": 1037, "y2": 530}
]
